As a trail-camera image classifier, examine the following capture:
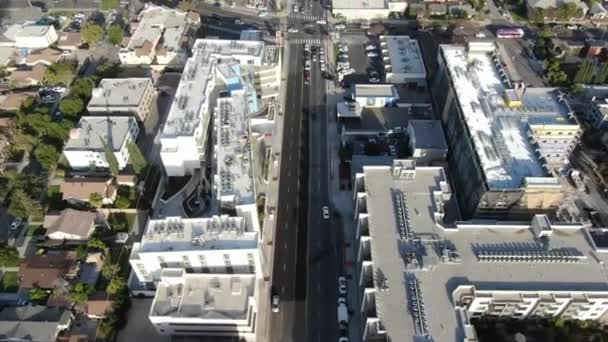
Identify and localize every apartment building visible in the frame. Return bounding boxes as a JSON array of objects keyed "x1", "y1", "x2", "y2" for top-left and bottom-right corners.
[
  {"x1": 129, "y1": 215, "x2": 260, "y2": 338},
  {"x1": 63, "y1": 116, "x2": 139, "y2": 171},
  {"x1": 119, "y1": 4, "x2": 200, "y2": 67},
  {"x1": 87, "y1": 78, "x2": 155, "y2": 121},
  {"x1": 160, "y1": 38, "x2": 278, "y2": 177},
  {"x1": 352, "y1": 160, "x2": 608, "y2": 342},
  {"x1": 432, "y1": 42, "x2": 581, "y2": 219}
]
